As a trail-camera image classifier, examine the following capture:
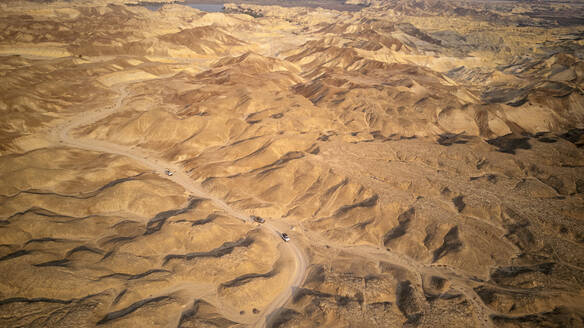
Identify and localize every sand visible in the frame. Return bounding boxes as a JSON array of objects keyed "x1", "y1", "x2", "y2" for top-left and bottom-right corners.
[{"x1": 1, "y1": 0, "x2": 584, "y2": 327}]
